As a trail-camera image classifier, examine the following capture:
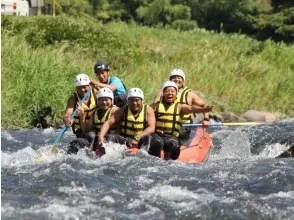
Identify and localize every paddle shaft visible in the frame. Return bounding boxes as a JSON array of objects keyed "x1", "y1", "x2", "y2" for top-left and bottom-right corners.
[
  {"x1": 183, "y1": 122, "x2": 261, "y2": 127},
  {"x1": 51, "y1": 88, "x2": 92, "y2": 153}
]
